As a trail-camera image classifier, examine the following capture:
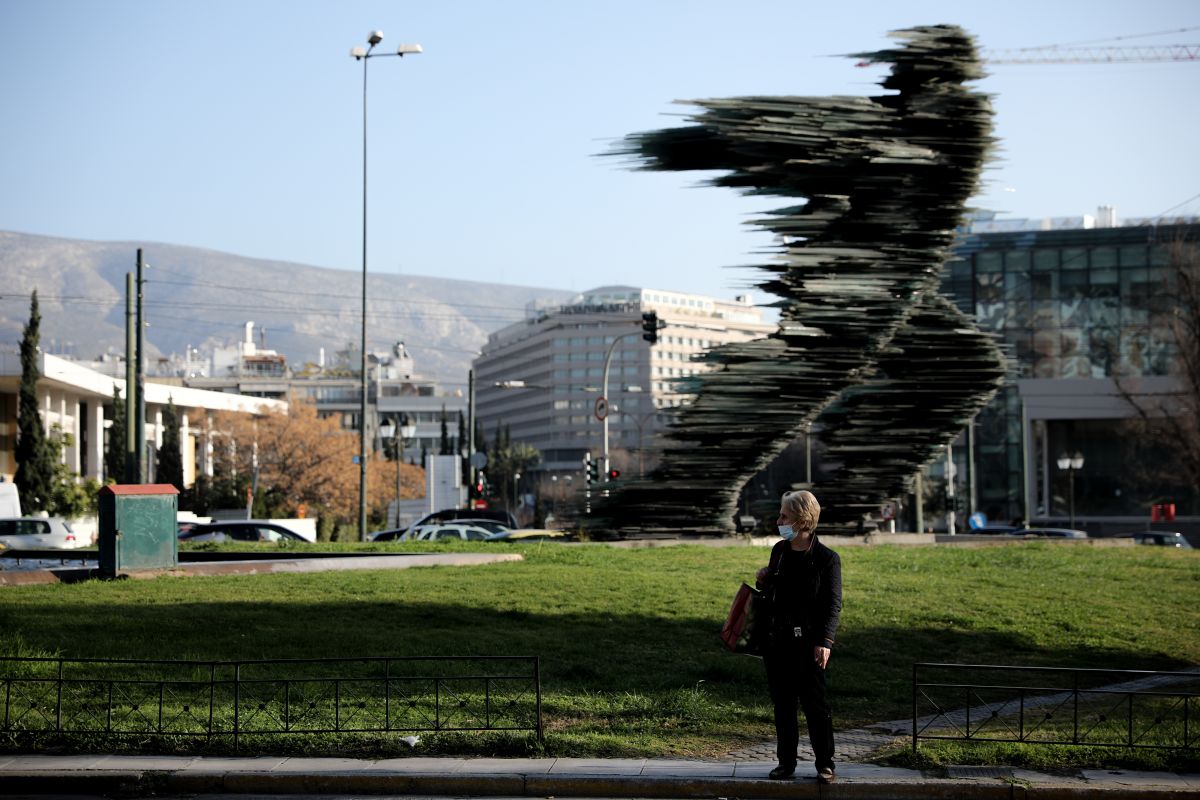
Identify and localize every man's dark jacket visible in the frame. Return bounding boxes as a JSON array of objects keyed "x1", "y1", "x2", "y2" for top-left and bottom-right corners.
[{"x1": 757, "y1": 536, "x2": 842, "y2": 649}]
